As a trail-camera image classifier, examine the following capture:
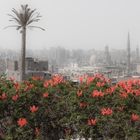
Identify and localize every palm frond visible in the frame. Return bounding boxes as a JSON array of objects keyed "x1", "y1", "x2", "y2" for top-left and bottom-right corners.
[
  {"x1": 8, "y1": 17, "x2": 21, "y2": 25},
  {"x1": 21, "y1": 4, "x2": 28, "y2": 11},
  {"x1": 12, "y1": 8, "x2": 21, "y2": 20},
  {"x1": 27, "y1": 9, "x2": 37, "y2": 20},
  {"x1": 27, "y1": 19, "x2": 40, "y2": 25},
  {"x1": 7, "y1": 14, "x2": 16, "y2": 18},
  {"x1": 7, "y1": 4, "x2": 45, "y2": 30},
  {"x1": 28, "y1": 26, "x2": 45, "y2": 31},
  {"x1": 28, "y1": 13, "x2": 41, "y2": 23},
  {"x1": 3, "y1": 25, "x2": 21, "y2": 30}
]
